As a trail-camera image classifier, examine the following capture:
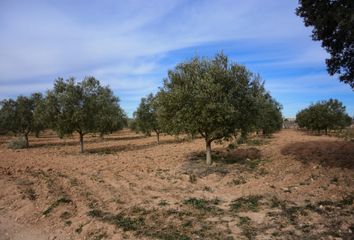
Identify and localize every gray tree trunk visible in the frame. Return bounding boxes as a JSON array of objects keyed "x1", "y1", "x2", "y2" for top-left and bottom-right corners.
[
  {"x1": 156, "y1": 131, "x2": 160, "y2": 144},
  {"x1": 206, "y1": 140, "x2": 212, "y2": 165},
  {"x1": 79, "y1": 133, "x2": 84, "y2": 153},
  {"x1": 24, "y1": 134, "x2": 29, "y2": 148}
]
